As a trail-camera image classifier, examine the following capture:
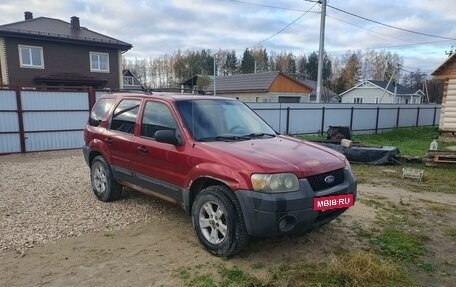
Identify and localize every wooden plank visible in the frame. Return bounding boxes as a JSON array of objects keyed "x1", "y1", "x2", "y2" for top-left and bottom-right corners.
[
  {"x1": 425, "y1": 150, "x2": 456, "y2": 167},
  {"x1": 434, "y1": 155, "x2": 456, "y2": 160},
  {"x1": 427, "y1": 151, "x2": 456, "y2": 159},
  {"x1": 433, "y1": 160, "x2": 456, "y2": 163},
  {"x1": 426, "y1": 151, "x2": 456, "y2": 156},
  {"x1": 426, "y1": 160, "x2": 456, "y2": 167}
]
